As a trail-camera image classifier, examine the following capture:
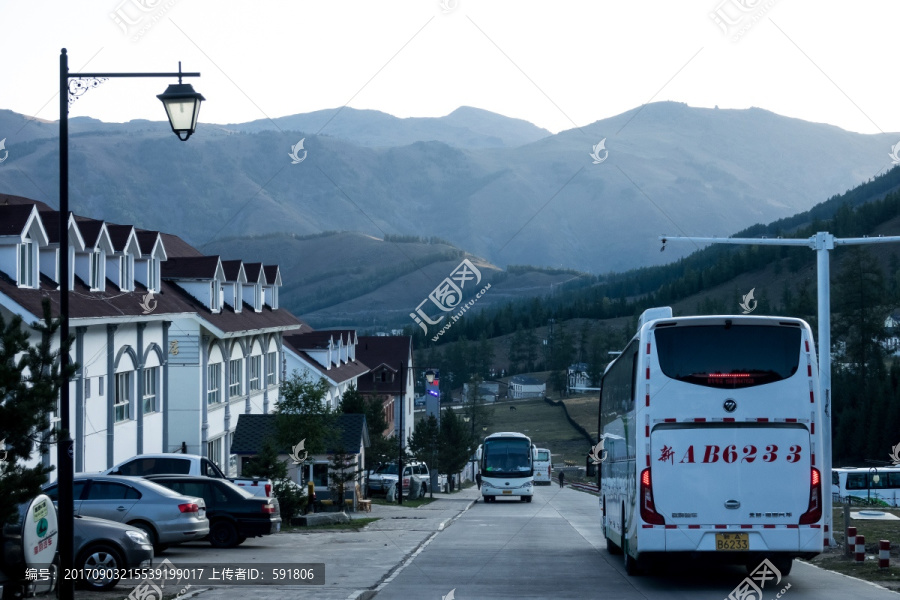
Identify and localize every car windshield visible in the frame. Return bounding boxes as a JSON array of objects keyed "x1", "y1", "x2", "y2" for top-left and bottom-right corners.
[
  {"x1": 483, "y1": 438, "x2": 532, "y2": 477},
  {"x1": 375, "y1": 464, "x2": 399, "y2": 475}
]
